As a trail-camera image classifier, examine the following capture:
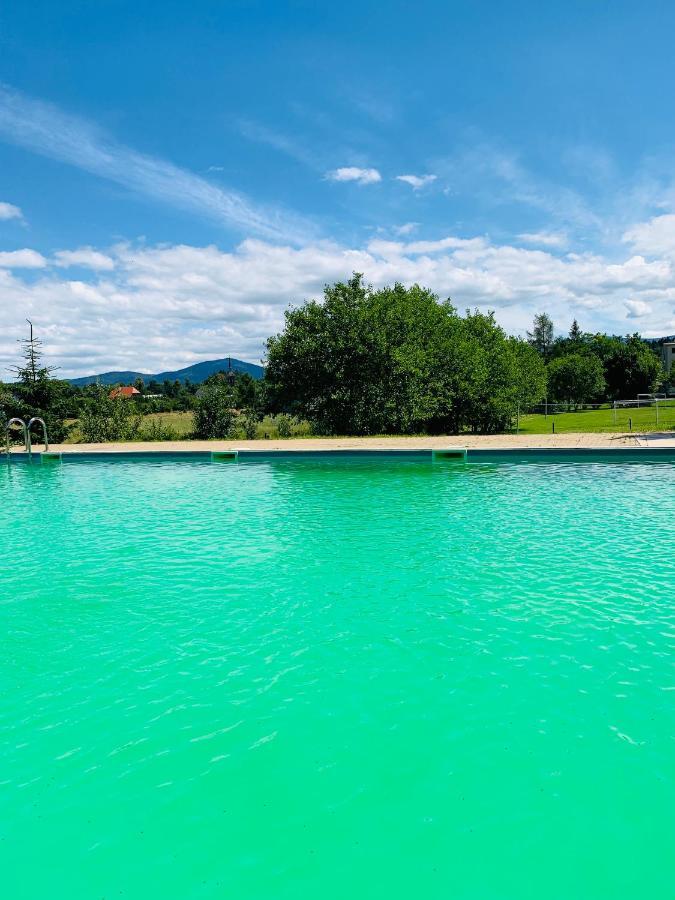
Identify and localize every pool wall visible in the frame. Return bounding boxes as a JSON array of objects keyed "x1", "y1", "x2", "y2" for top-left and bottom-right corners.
[{"x1": 5, "y1": 446, "x2": 675, "y2": 464}]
